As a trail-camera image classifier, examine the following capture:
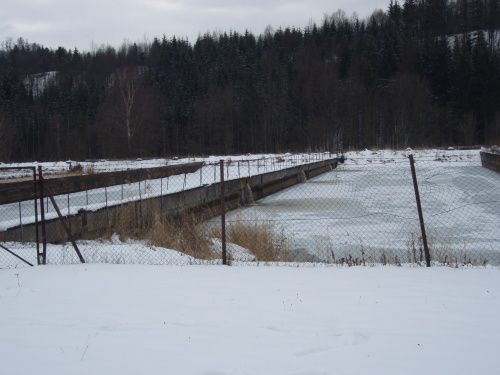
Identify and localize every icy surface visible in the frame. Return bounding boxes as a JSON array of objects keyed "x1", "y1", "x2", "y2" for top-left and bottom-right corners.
[
  {"x1": 0, "y1": 265, "x2": 499, "y2": 375},
  {"x1": 222, "y1": 149, "x2": 500, "y2": 263}
]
